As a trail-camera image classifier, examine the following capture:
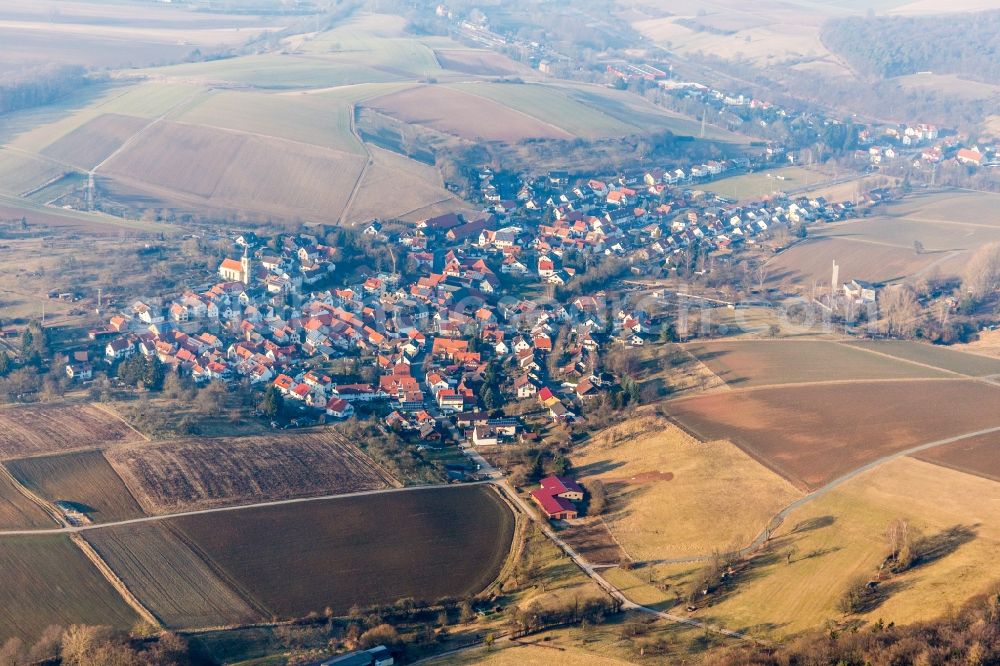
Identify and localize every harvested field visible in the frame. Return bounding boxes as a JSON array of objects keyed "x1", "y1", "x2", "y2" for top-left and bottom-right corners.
[
  {"x1": 845, "y1": 339, "x2": 1000, "y2": 376},
  {"x1": 572, "y1": 416, "x2": 801, "y2": 561},
  {"x1": 913, "y1": 431, "x2": 1000, "y2": 481},
  {"x1": 107, "y1": 430, "x2": 396, "y2": 514},
  {"x1": 41, "y1": 113, "x2": 149, "y2": 170},
  {"x1": 683, "y1": 339, "x2": 947, "y2": 387},
  {"x1": 86, "y1": 522, "x2": 263, "y2": 629},
  {"x1": 7, "y1": 450, "x2": 144, "y2": 523},
  {"x1": 101, "y1": 120, "x2": 365, "y2": 222},
  {"x1": 365, "y1": 85, "x2": 573, "y2": 141},
  {"x1": 434, "y1": 49, "x2": 529, "y2": 76},
  {"x1": 766, "y1": 236, "x2": 939, "y2": 286},
  {"x1": 0, "y1": 403, "x2": 142, "y2": 460},
  {"x1": 667, "y1": 379, "x2": 1000, "y2": 490},
  {"x1": 170, "y1": 485, "x2": 515, "y2": 618},
  {"x1": 0, "y1": 535, "x2": 137, "y2": 642},
  {"x1": 0, "y1": 469, "x2": 53, "y2": 529}
]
